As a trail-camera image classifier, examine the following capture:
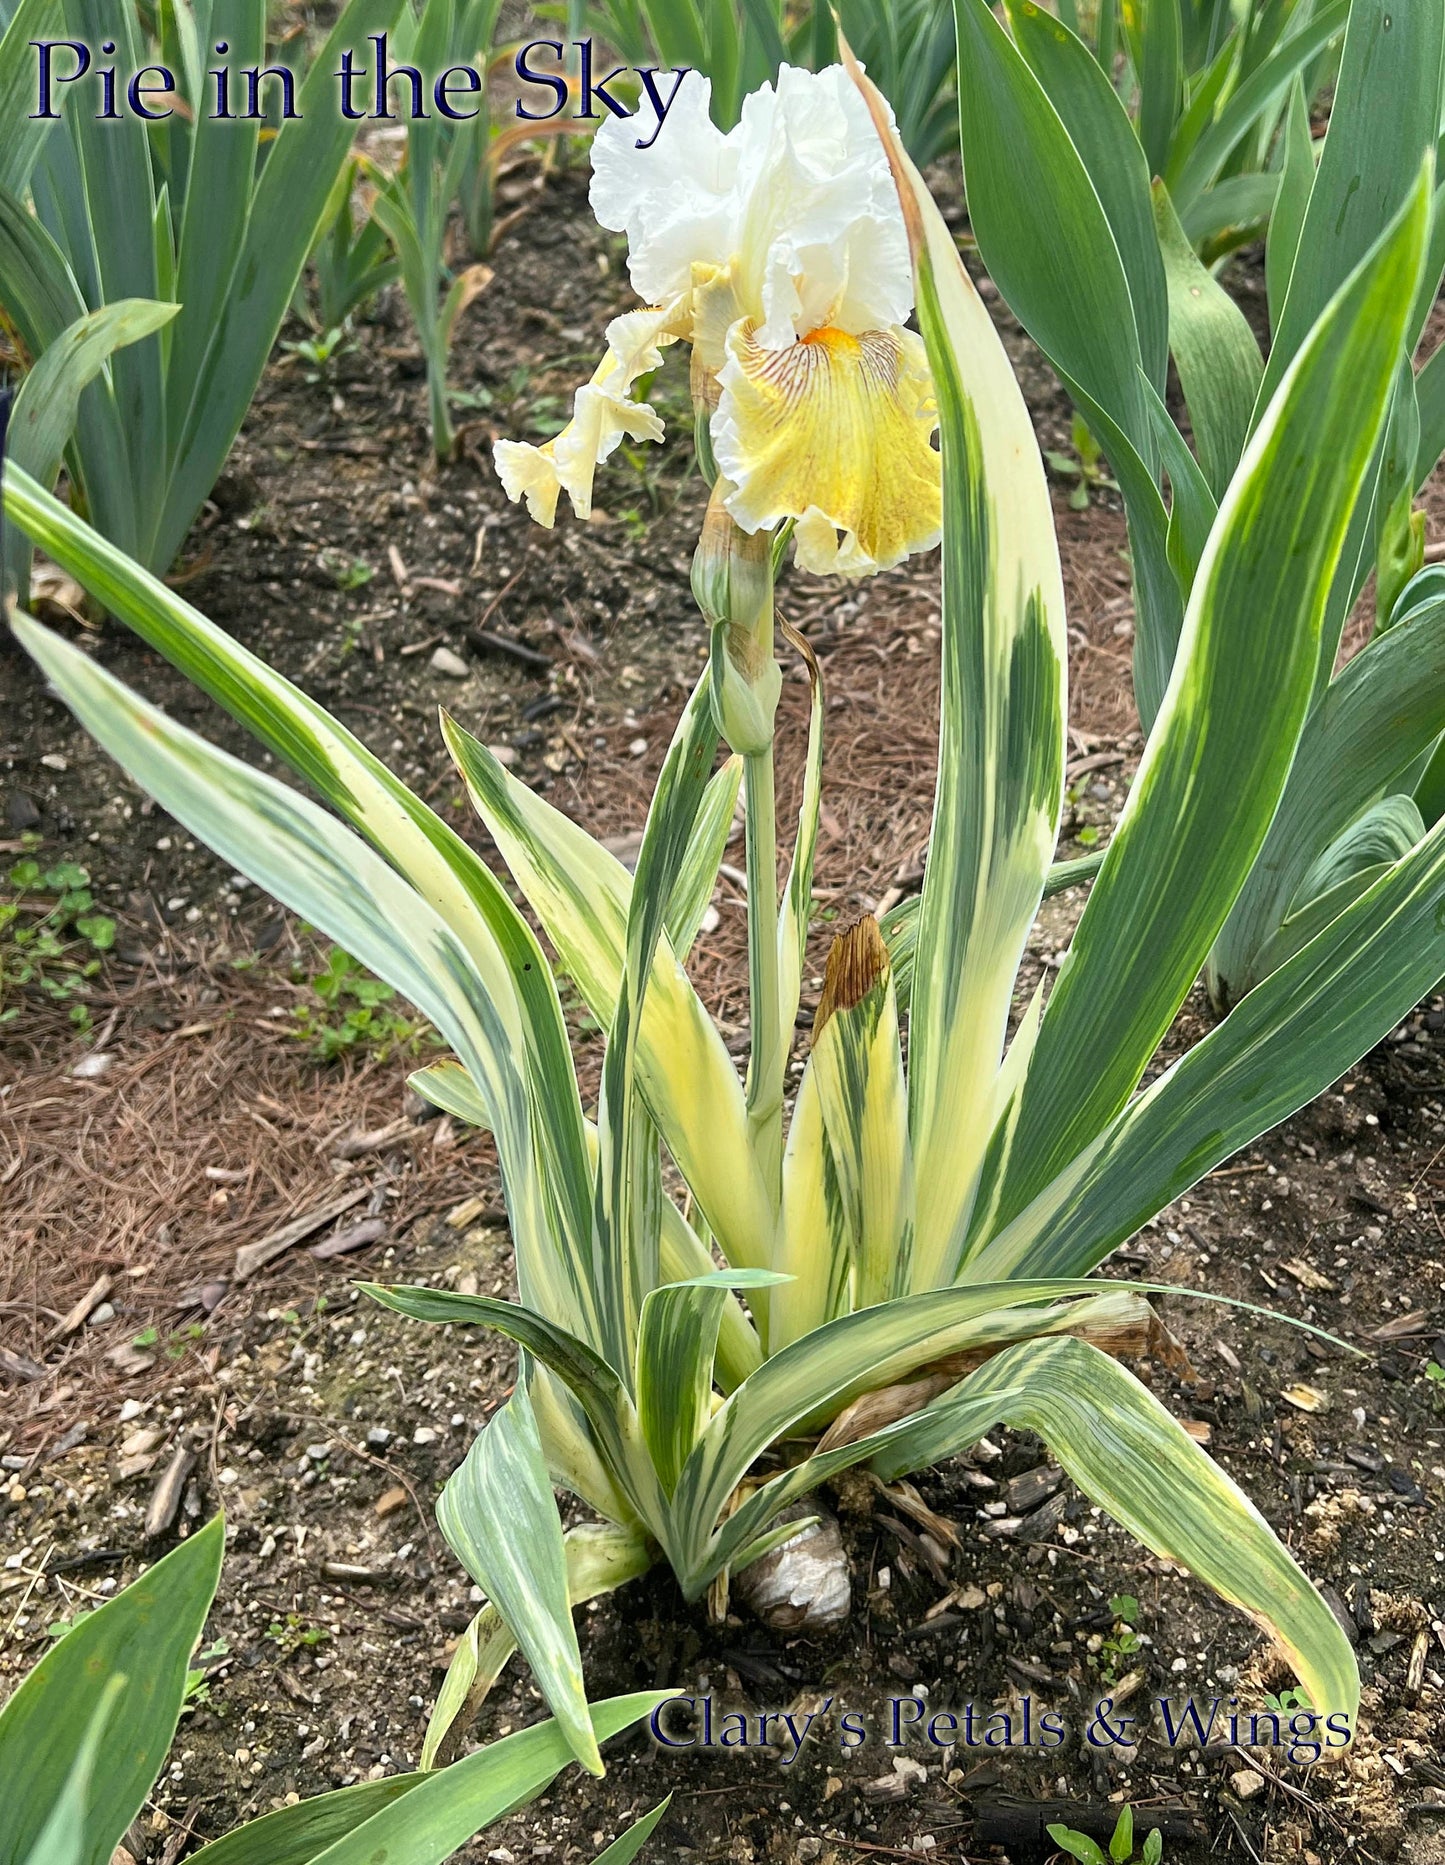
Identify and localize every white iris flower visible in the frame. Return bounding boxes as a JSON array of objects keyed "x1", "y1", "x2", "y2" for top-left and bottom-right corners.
[{"x1": 493, "y1": 64, "x2": 942, "y2": 578}]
